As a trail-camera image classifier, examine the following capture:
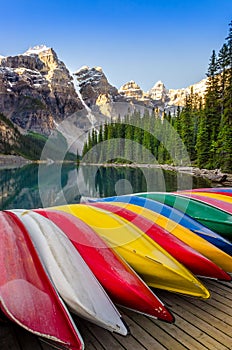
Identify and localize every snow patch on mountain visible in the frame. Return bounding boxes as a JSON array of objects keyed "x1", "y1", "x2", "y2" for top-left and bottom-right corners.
[
  {"x1": 23, "y1": 45, "x2": 51, "y2": 56},
  {"x1": 72, "y1": 74, "x2": 97, "y2": 126},
  {"x1": 75, "y1": 66, "x2": 105, "y2": 87}
]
